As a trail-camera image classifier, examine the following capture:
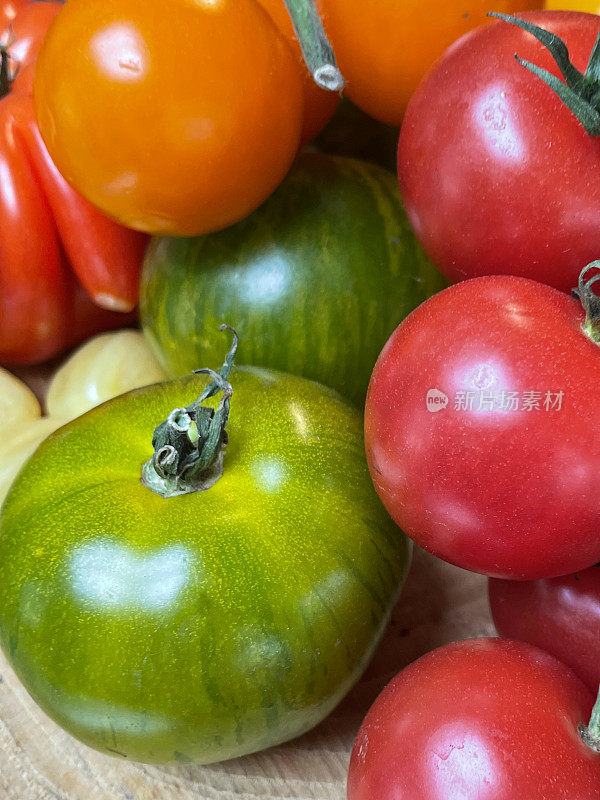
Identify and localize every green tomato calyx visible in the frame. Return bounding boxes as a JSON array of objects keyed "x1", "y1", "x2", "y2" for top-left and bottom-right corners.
[
  {"x1": 141, "y1": 325, "x2": 237, "y2": 499},
  {"x1": 489, "y1": 12, "x2": 600, "y2": 136},
  {"x1": 282, "y1": 0, "x2": 344, "y2": 91},
  {"x1": 579, "y1": 686, "x2": 600, "y2": 753},
  {"x1": 572, "y1": 262, "x2": 600, "y2": 343}
]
